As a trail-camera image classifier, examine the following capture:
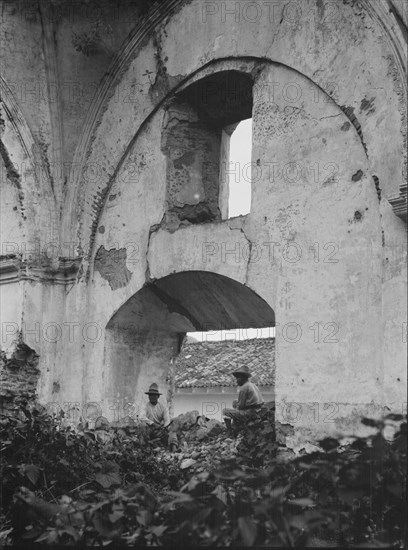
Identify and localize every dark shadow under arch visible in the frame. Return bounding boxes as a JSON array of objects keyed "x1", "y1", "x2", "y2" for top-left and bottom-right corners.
[{"x1": 107, "y1": 271, "x2": 275, "y2": 332}]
